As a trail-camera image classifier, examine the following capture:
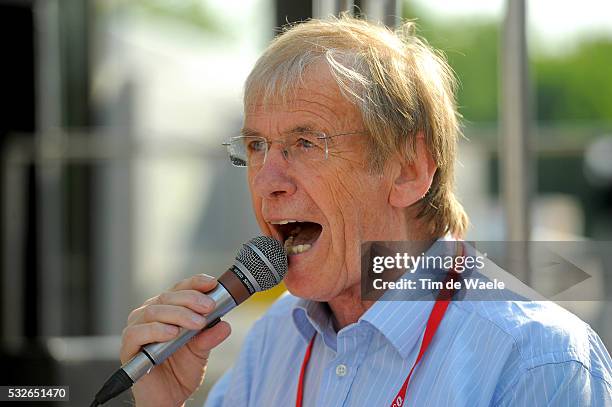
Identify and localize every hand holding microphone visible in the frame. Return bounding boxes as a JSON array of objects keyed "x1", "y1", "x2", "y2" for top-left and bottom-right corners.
[
  {"x1": 121, "y1": 274, "x2": 230, "y2": 407},
  {"x1": 91, "y1": 236, "x2": 288, "y2": 406}
]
